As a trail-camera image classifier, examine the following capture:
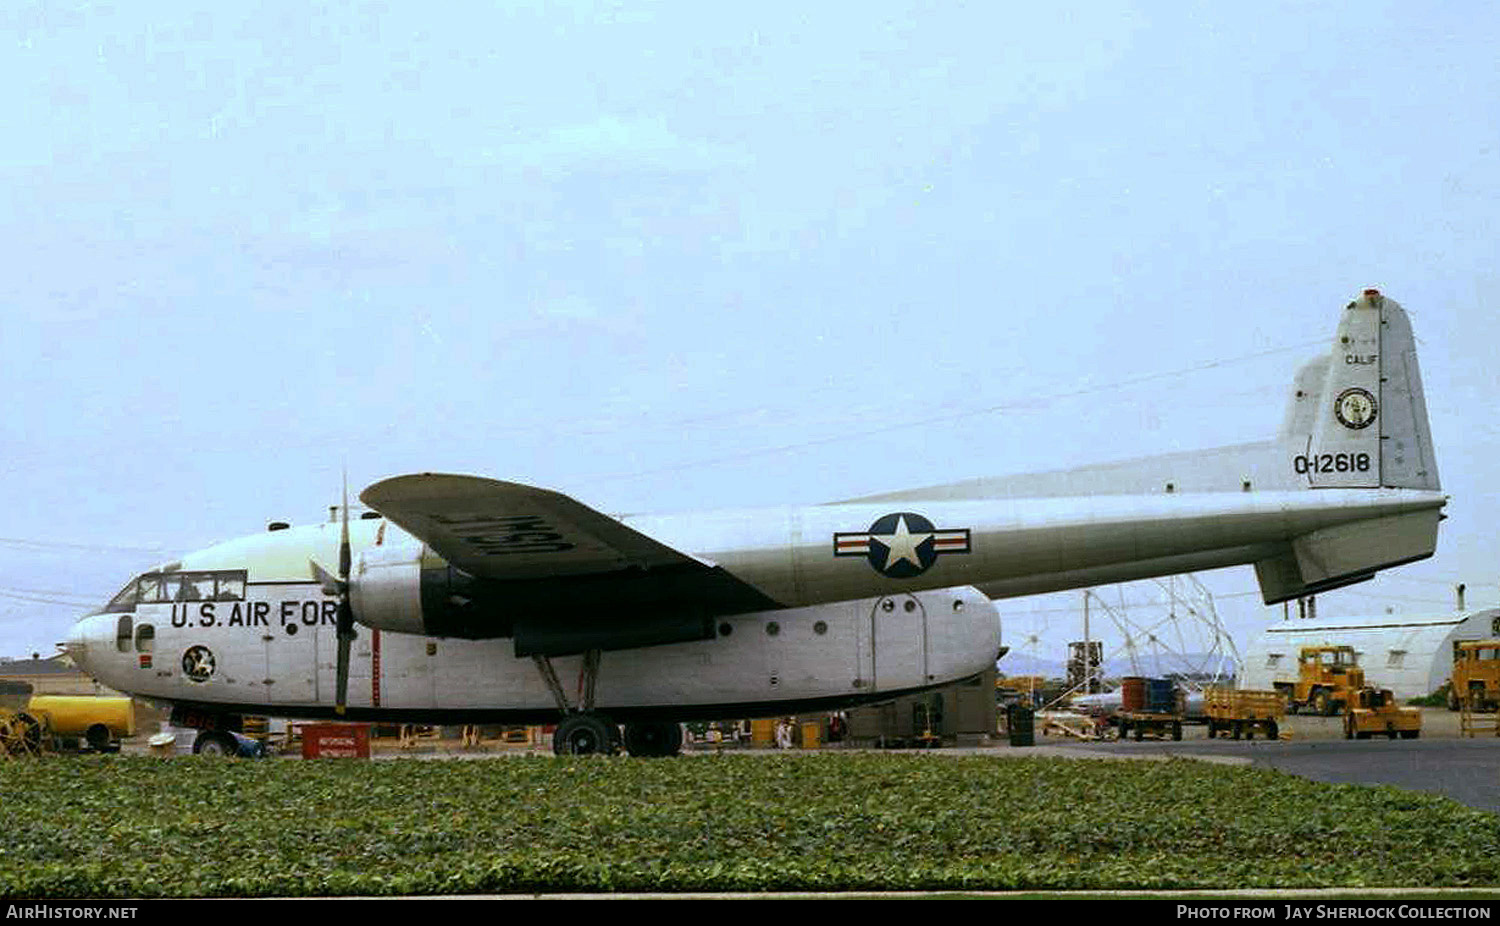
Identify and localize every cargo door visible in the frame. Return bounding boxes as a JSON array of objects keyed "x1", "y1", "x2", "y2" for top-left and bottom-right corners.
[{"x1": 868, "y1": 593, "x2": 926, "y2": 692}]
